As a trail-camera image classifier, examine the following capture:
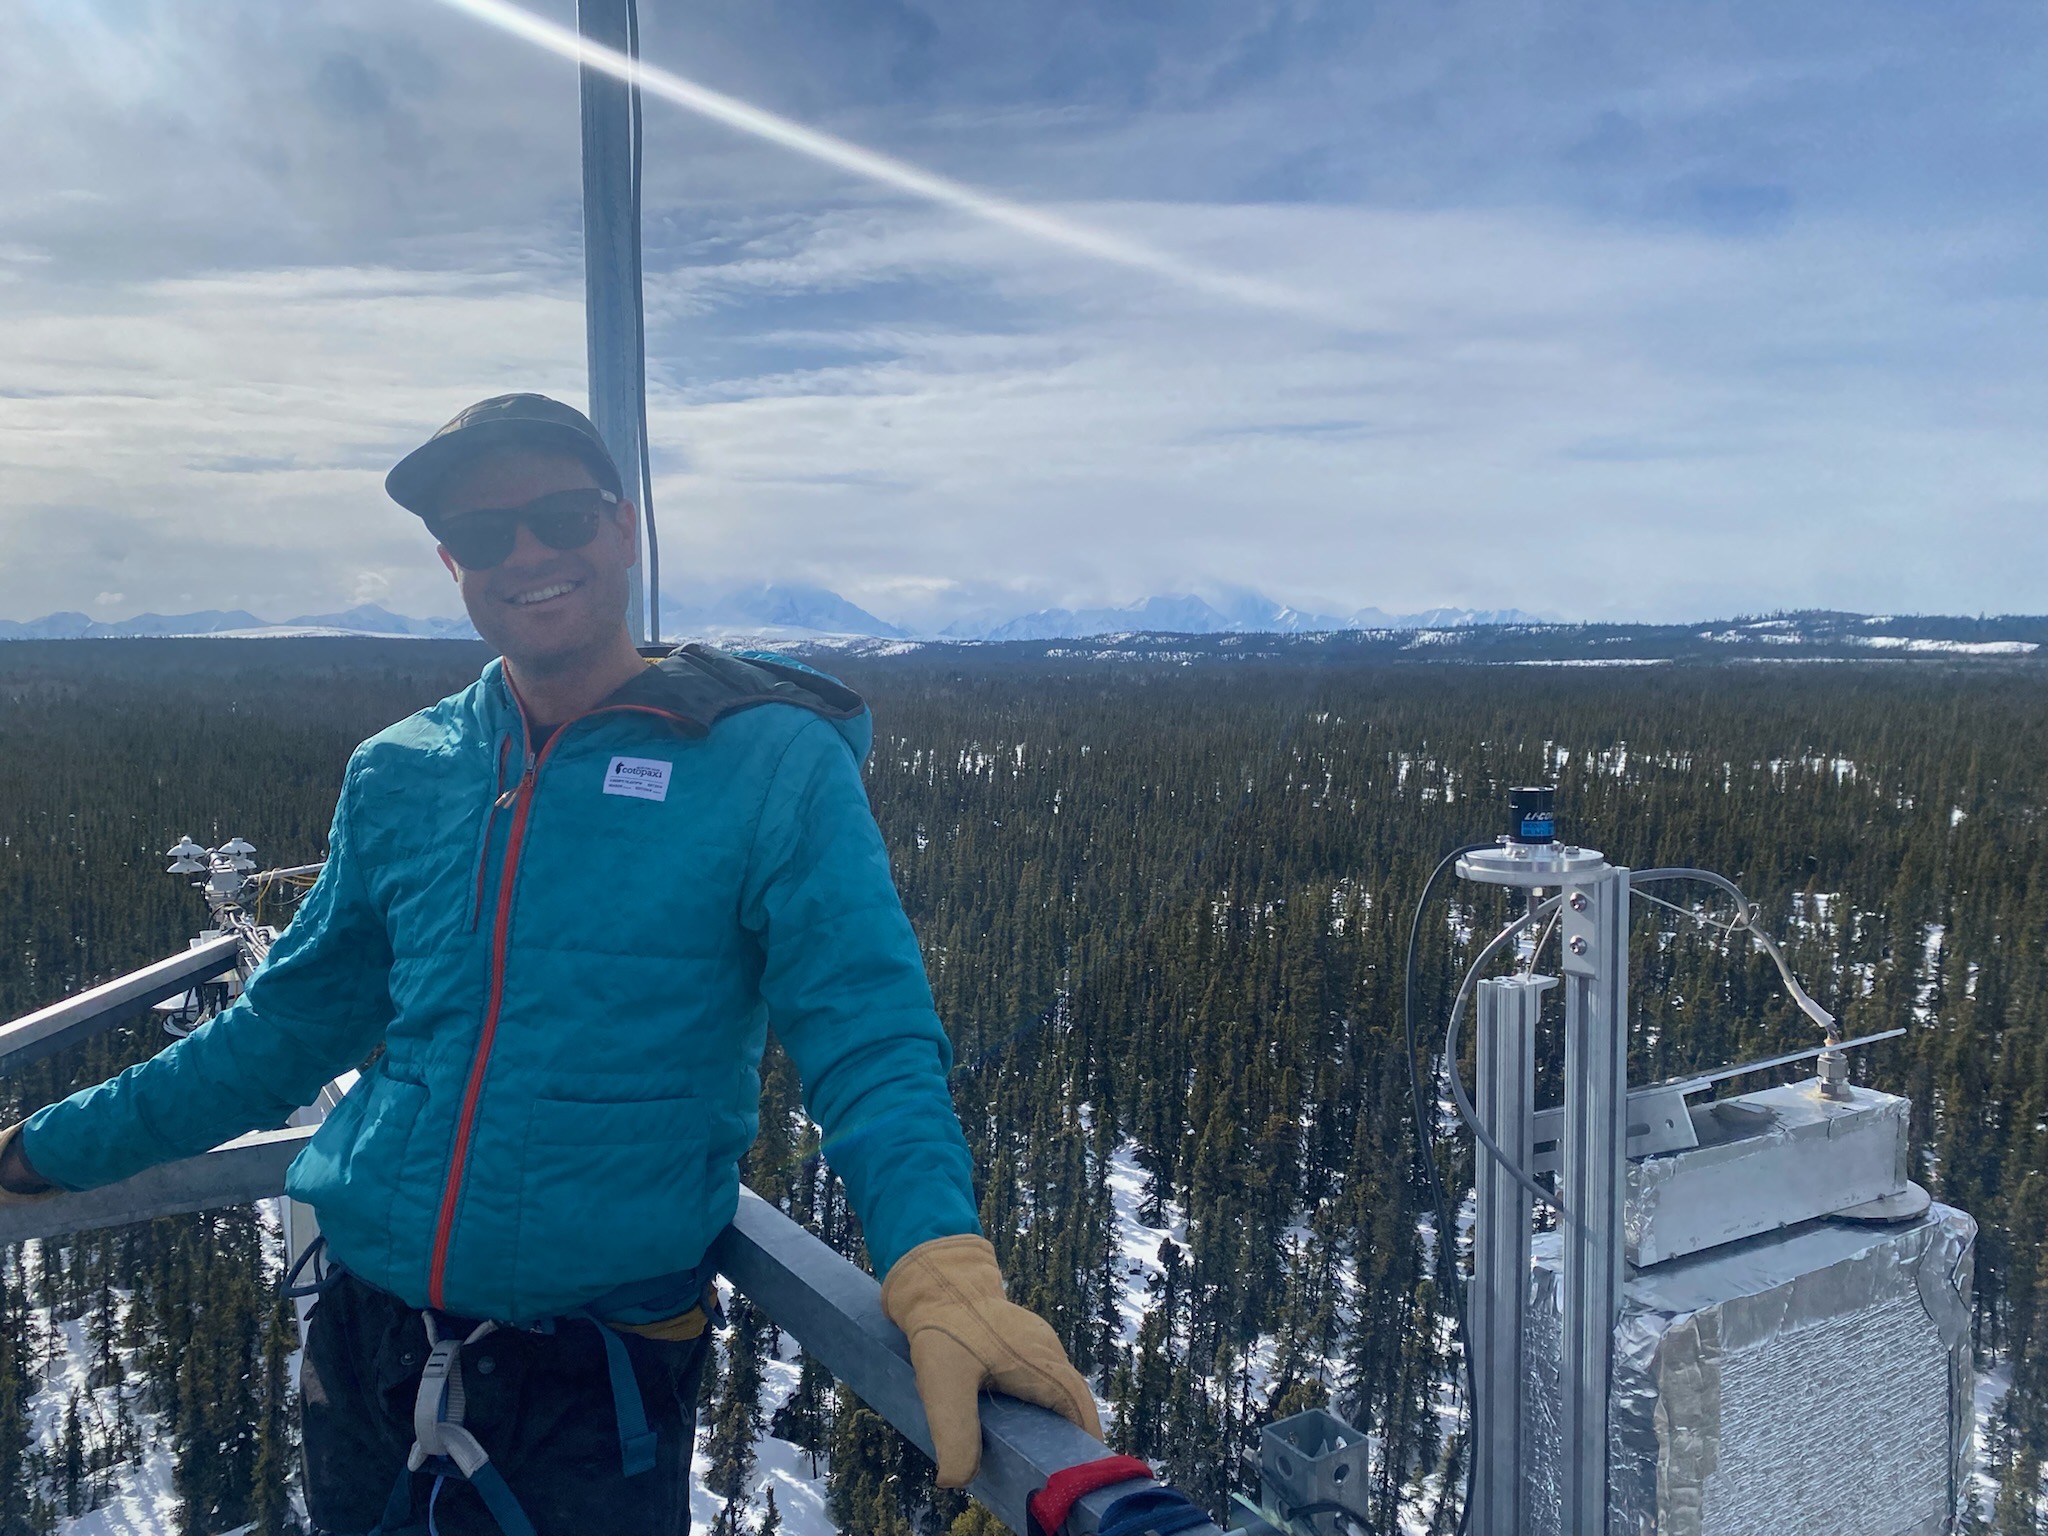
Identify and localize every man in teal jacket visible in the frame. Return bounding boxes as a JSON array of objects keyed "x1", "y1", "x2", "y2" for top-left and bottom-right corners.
[{"x1": 0, "y1": 395, "x2": 1099, "y2": 1535}]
